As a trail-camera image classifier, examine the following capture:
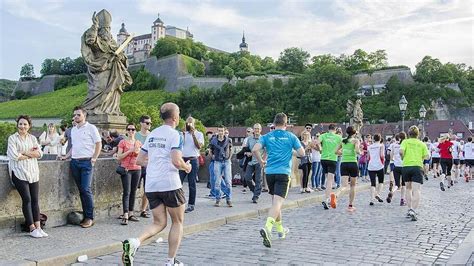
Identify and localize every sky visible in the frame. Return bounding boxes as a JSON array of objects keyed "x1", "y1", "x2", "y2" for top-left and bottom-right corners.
[{"x1": 0, "y1": 0, "x2": 473, "y2": 80}]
